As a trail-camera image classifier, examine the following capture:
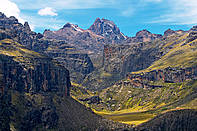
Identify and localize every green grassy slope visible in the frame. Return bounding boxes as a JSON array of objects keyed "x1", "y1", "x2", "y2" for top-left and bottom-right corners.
[
  {"x1": 71, "y1": 31, "x2": 197, "y2": 126},
  {"x1": 0, "y1": 39, "x2": 45, "y2": 69},
  {"x1": 134, "y1": 33, "x2": 197, "y2": 73}
]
